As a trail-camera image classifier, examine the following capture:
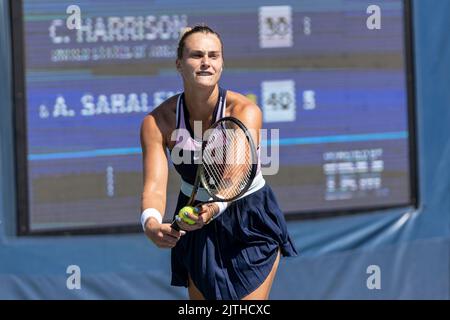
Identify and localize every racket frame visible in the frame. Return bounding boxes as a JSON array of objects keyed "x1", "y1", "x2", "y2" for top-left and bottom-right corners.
[{"x1": 171, "y1": 116, "x2": 258, "y2": 231}]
